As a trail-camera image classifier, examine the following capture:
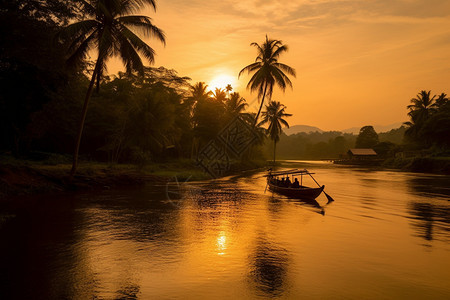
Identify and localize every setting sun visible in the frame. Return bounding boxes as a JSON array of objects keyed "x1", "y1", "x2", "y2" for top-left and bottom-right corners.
[{"x1": 208, "y1": 74, "x2": 238, "y2": 91}]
